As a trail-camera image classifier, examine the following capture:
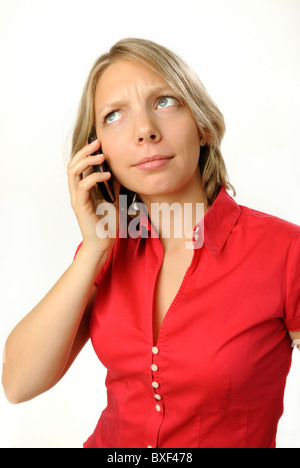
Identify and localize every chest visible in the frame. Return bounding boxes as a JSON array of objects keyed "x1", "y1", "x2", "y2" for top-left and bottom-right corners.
[
  {"x1": 152, "y1": 249, "x2": 194, "y2": 345},
  {"x1": 91, "y1": 236, "x2": 289, "y2": 401}
]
